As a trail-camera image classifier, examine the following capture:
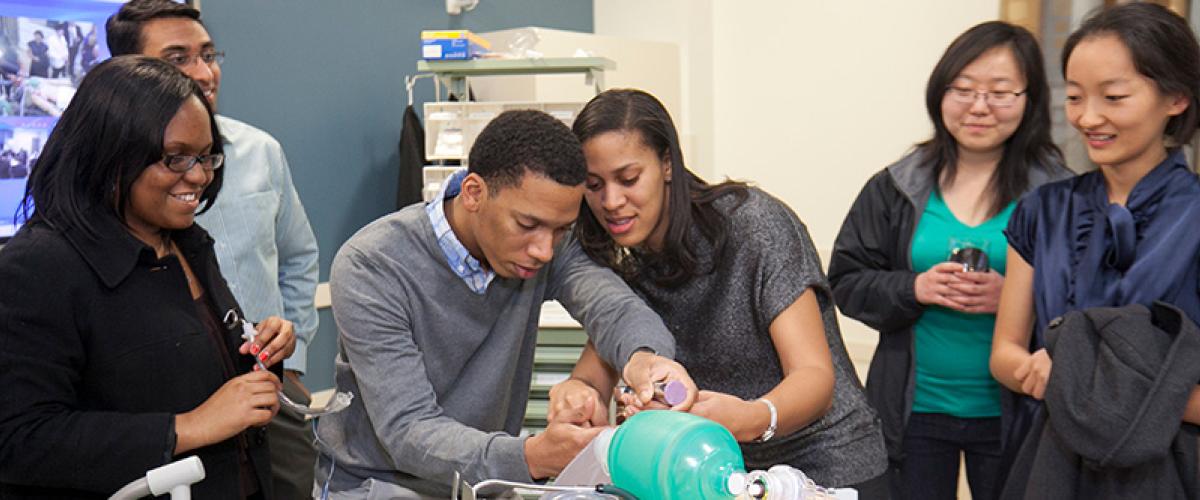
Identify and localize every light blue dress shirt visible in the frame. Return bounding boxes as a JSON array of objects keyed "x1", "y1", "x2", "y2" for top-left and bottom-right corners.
[
  {"x1": 424, "y1": 168, "x2": 495, "y2": 294},
  {"x1": 195, "y1": 115, "x2": 320, "y2": 373}
]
